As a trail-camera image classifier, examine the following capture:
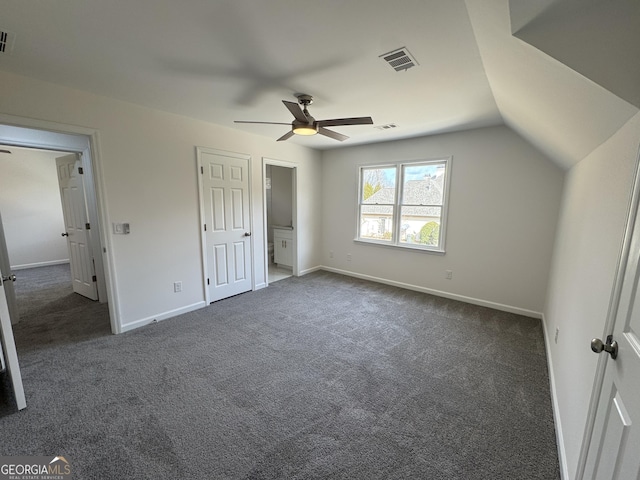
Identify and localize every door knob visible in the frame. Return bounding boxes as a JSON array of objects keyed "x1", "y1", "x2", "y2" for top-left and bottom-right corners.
[
  {"x1": 61, "y1": 232, "x2": 69, "y2": 237},
  {"x1": 1, "y1": 274, "x2": 16, "y2": 283},
  {"x1": 591, "y1": 335, "x2": 618, "y2": 360},
  {"x1": 244, "y1": 232, "x2": 251, "y2": 237}
]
